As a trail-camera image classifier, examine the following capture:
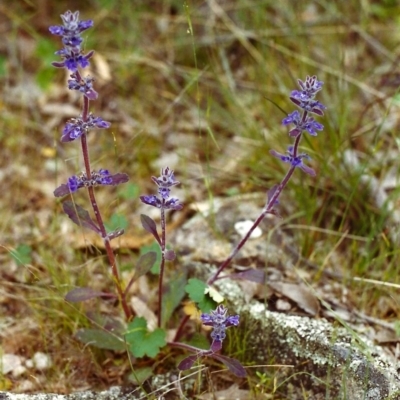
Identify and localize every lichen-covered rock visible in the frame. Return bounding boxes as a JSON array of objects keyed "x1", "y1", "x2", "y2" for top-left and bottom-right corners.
[
  {"x1": 0, "y1": 386, "x2": 141, "y2": 400},
  {"x1": 212, "y1": 271, "x2": 400, "y2": 400}
]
